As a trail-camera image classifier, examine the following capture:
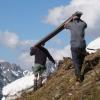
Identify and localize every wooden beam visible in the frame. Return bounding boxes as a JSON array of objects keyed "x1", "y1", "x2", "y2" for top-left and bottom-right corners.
[{"x1": 34, "y1": 13, "x2": 75, "y2": 47}]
